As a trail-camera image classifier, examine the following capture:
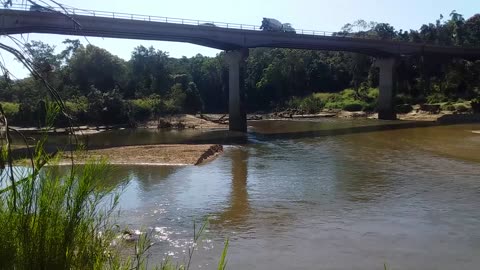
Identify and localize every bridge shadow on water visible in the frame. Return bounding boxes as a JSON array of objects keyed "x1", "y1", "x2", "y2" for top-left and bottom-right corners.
[
  {"x1": 169, "y1": 115, "x2": 479, "y2": 144},
  {"x1": 248, "y1": 120, "x2": 441, "y2": 142}
]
